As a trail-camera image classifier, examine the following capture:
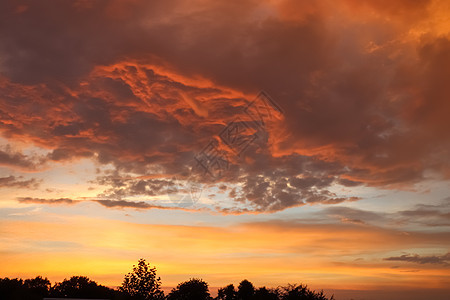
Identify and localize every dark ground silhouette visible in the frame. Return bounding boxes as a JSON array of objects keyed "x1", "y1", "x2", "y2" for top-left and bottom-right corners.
[{"x1": 0, "y1": 259, "x2": 334, "y2": 300}]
